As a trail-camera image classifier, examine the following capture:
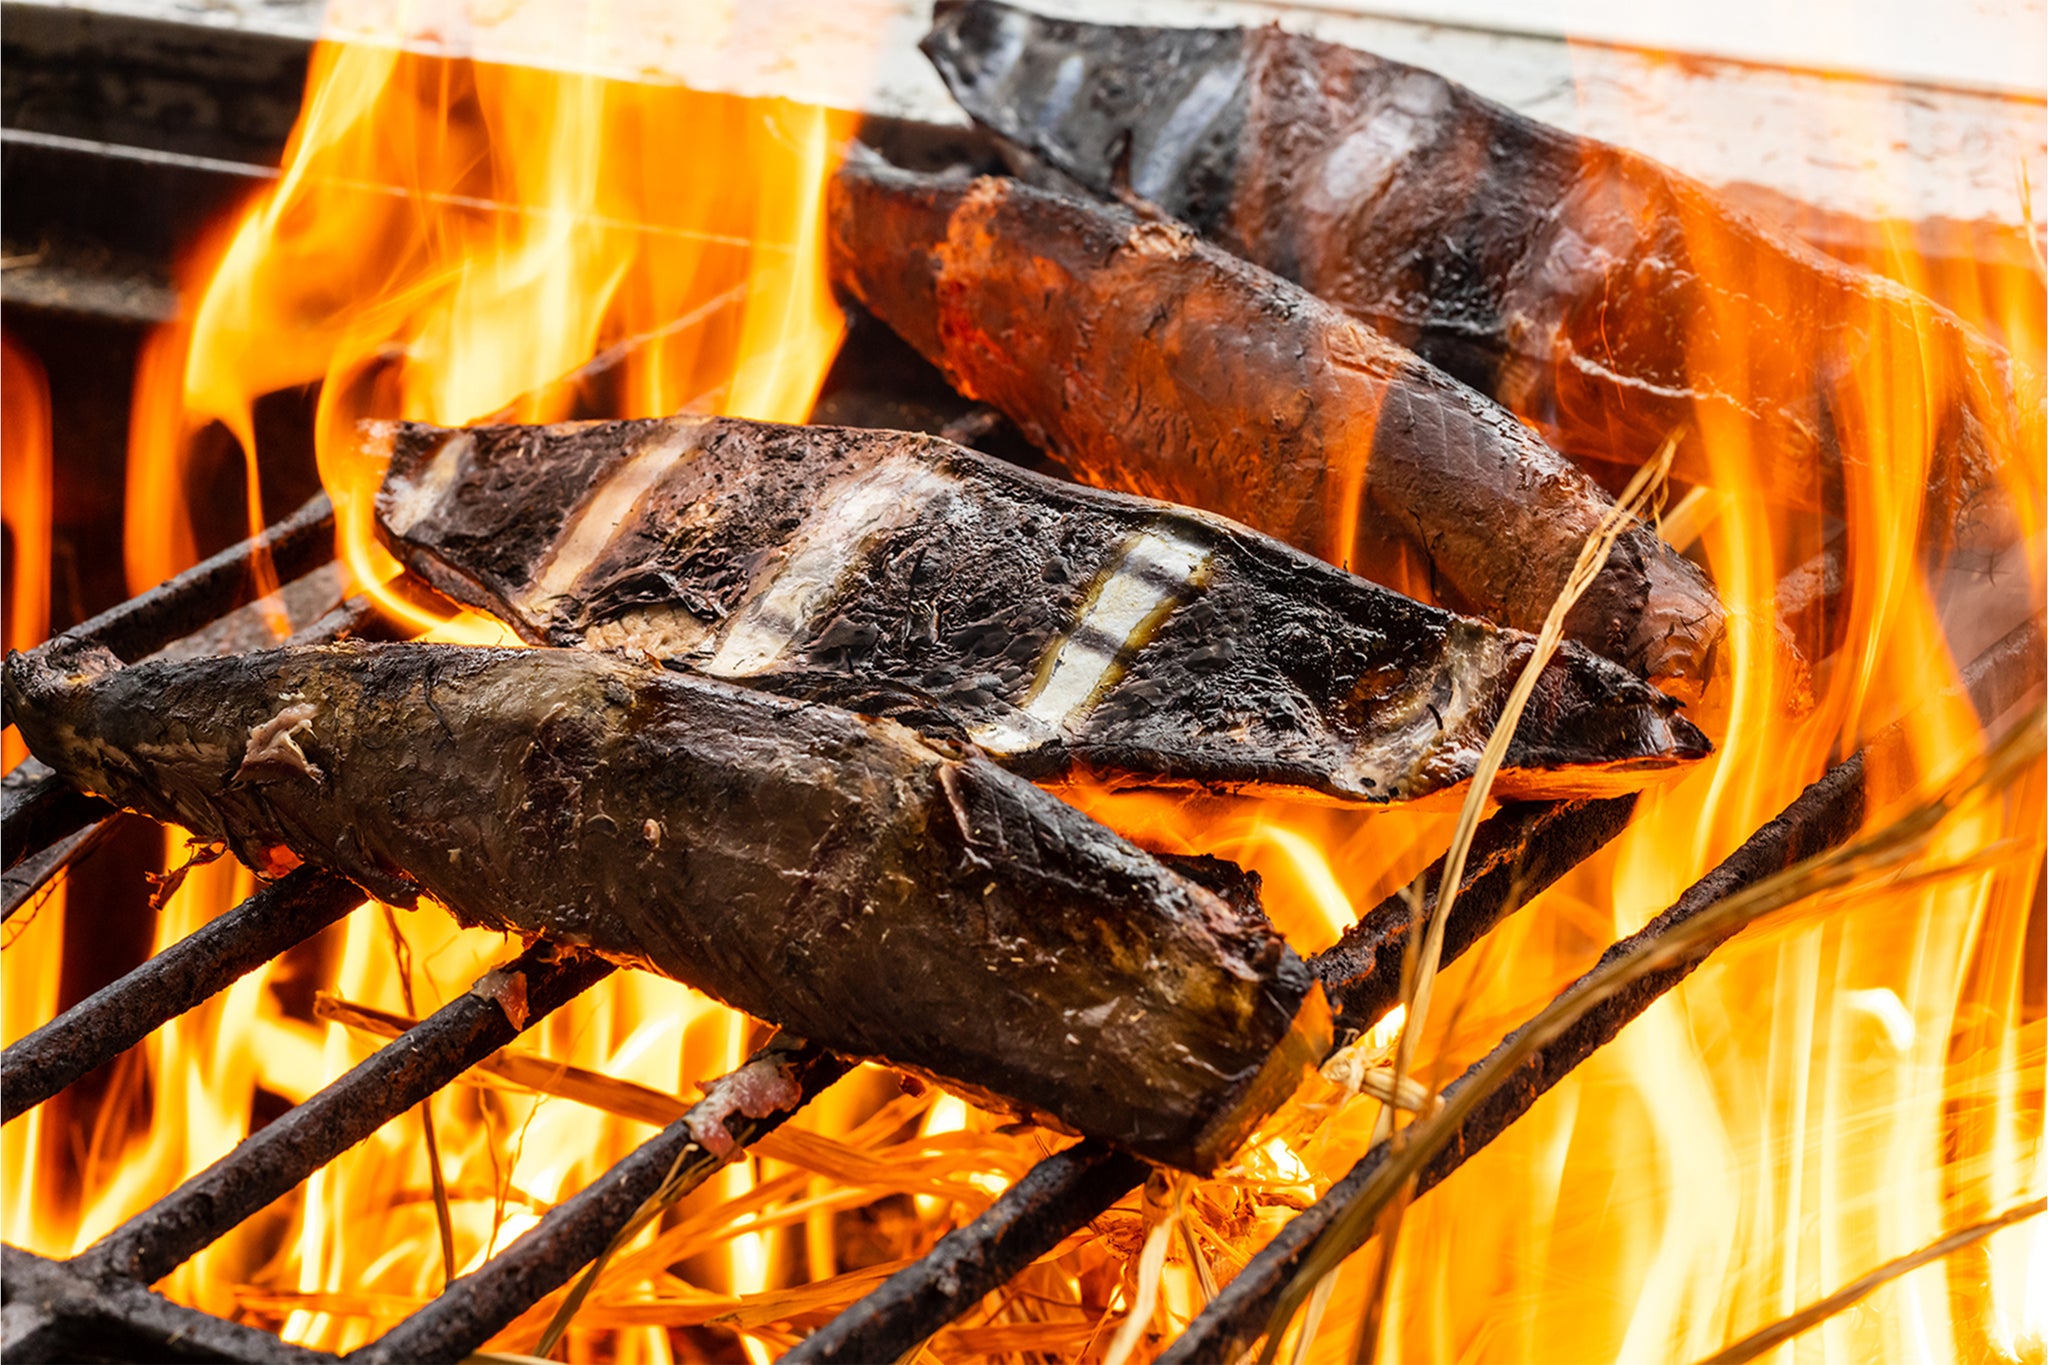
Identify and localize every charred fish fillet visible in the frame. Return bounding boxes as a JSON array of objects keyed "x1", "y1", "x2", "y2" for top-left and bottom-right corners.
[
  {"x1": 924, "y1": 0, "x2": 2039, "y2": 562},
  {"x1": 827, "y1": 159, "x2": 1730, "y2": 703},
  {"x1": 3, "y1": 638, "x2": 1328, "y2": 1173},
  {"x1": 375, "y1": 415, "x2": 1709, "y2": 804}
]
